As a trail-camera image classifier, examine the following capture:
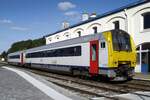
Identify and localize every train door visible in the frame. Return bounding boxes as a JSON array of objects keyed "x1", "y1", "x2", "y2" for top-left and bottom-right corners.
[
  {"x1": 90, "y1": 40, "x2": 99, "y2": 75},
  {"x1": 21, "y1": 53, "x2": 24, "y2": 65}
]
